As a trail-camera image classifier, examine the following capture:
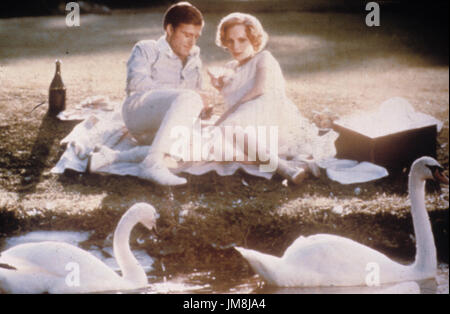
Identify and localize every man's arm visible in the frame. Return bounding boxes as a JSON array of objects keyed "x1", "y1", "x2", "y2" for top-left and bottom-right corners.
[{"x1": 126, "y1": 41, "x2": 159, "y2": 95}]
